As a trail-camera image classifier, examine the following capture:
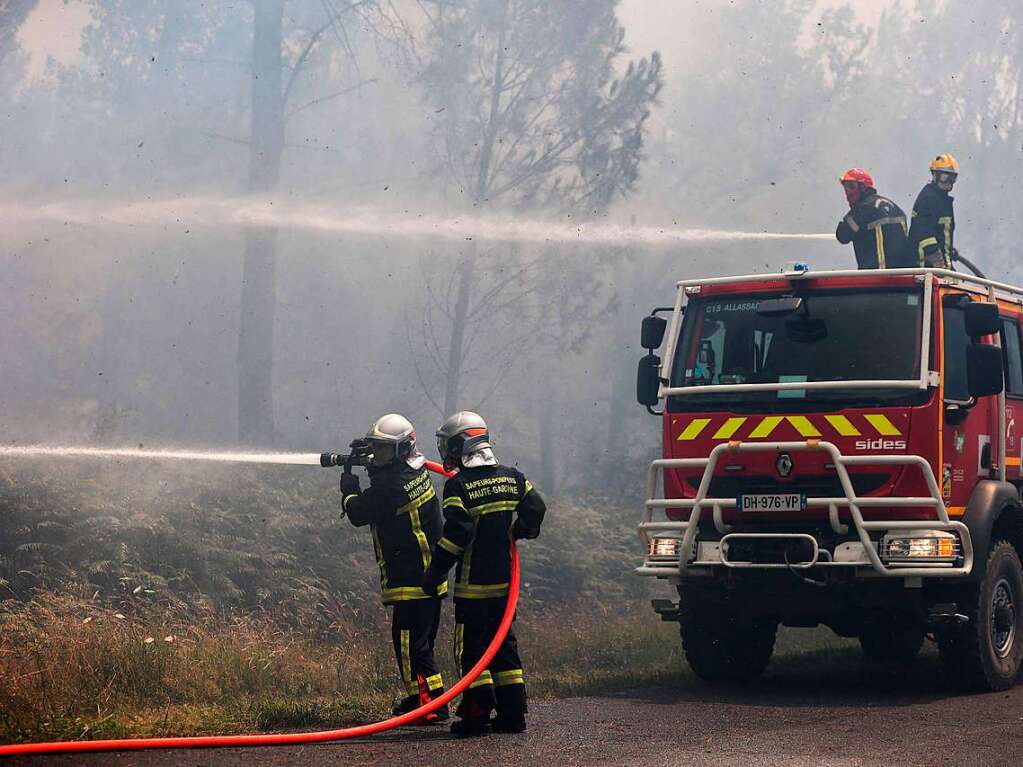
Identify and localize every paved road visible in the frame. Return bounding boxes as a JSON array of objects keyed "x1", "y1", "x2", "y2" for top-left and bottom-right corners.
[{"x1": 12, "y1": 655, "x2": 1023, "y2": 767}]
